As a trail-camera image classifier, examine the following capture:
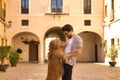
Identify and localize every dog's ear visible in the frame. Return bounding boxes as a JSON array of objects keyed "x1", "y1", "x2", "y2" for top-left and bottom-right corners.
[
  {"x1": 49, "y1": 39, "x2": 60, "y2": 51},
  {"x1": 49, "y1": 39, "x2": 58, "y2": 51}
]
